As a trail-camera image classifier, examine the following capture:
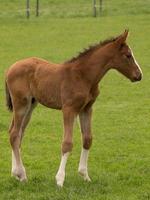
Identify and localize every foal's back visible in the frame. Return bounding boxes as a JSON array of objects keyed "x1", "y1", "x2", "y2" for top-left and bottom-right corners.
[{"x1": 6, "y1": 57, "x2": 65, "y2": 109}]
